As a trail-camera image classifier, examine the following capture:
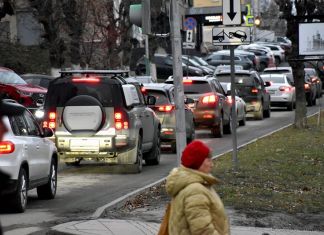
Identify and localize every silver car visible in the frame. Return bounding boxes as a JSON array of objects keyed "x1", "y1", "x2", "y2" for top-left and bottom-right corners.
[
  {"x1": 261, "y1": 74, "x2": 296, "y2": 111},
  {"x1": 142, "y1": 83, "x2": 195, "y2": 152}
]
